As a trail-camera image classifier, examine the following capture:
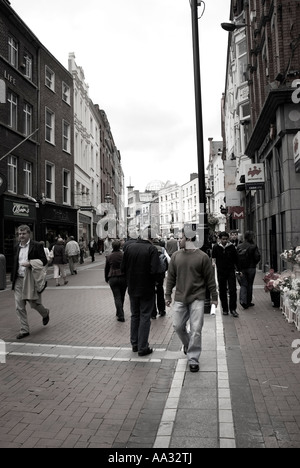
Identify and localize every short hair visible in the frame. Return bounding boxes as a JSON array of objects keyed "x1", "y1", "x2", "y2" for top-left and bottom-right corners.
[
  {"x1": 244, "y1": 231, "x2": 255, "y2": 243},
  {"x1": 112, "y1": 240, "x2": 121, "y2": 251},
  {"x1": 219, "y1": 231, "x2": 229, "y2": 239},
  {"x1": 17, "y1": 225, "x2": 31, "y2": 234}
]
